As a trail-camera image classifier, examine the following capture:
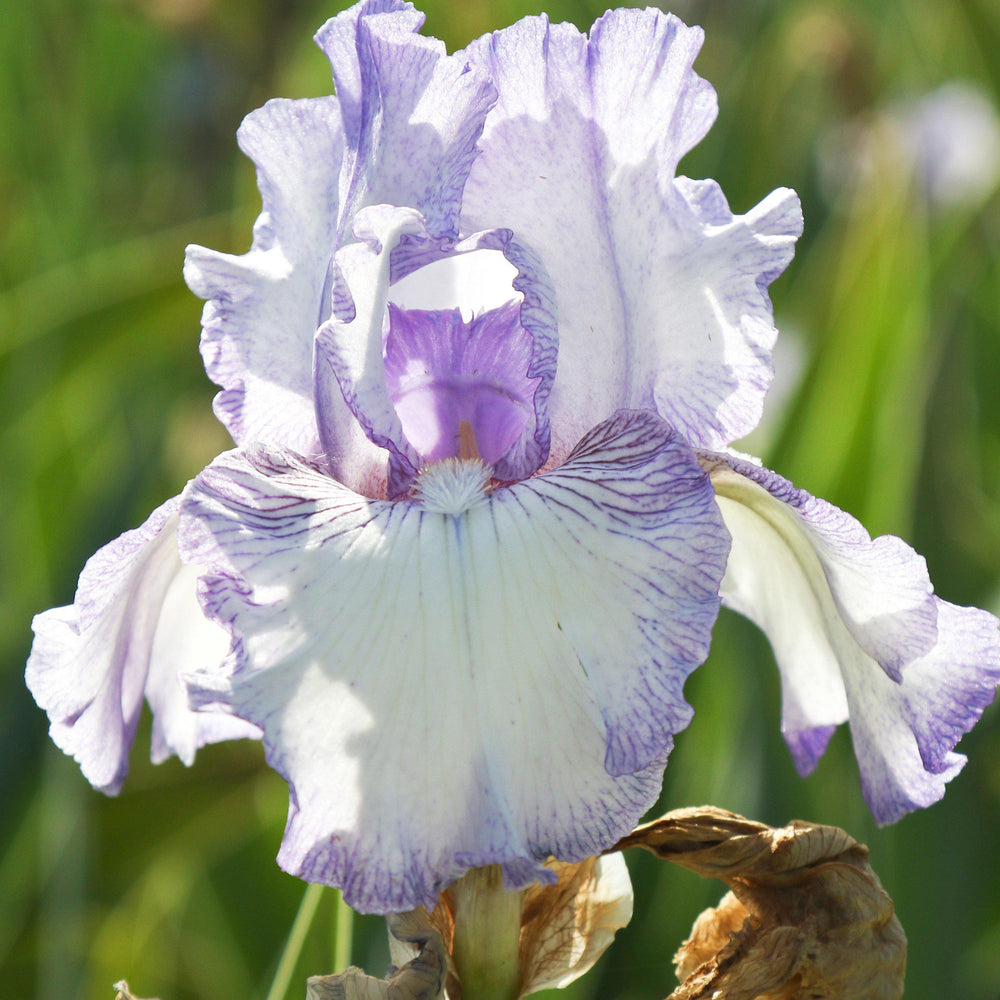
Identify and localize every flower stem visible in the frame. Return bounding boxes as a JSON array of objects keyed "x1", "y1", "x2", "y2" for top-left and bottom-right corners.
[
  {"x1": 332, "y1": 888, "x2": 354, "y2": 972},
  {"x1": 264, "y1": 881, "x2": 324, "y2": 1000},
  {"x1": 449, "y1": 866, "x2": 522, "y2": 1000}
]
